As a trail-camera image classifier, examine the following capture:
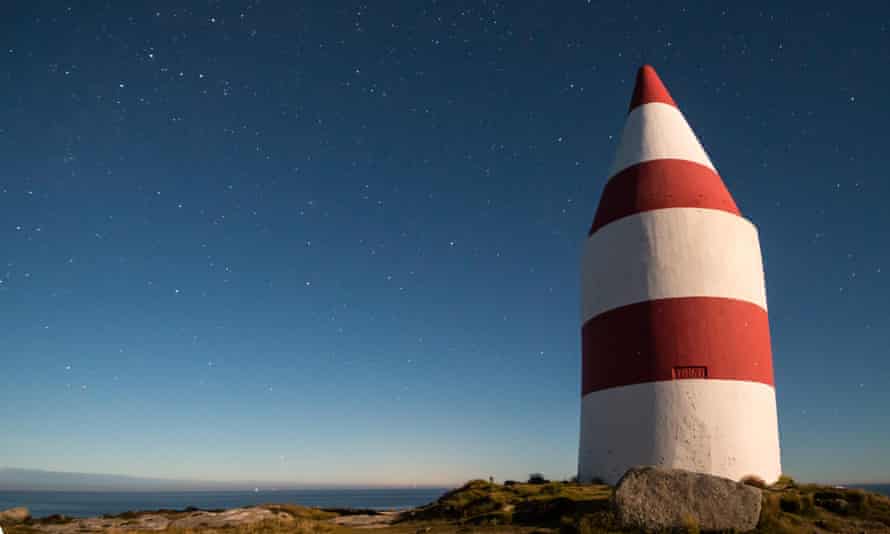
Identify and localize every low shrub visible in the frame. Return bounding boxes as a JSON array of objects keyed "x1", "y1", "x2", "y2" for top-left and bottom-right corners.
[
  {"x1": 759, "y1": 495, "x2": 808, "y2": 534},
  {"x1": 558, "y1": 511, "x2": 621, "y2": 534},
  {"x1": 812, "y1": 489, "x2": 871, "y2": 516},
  {"x1": 528, "y1": 473, "x2": 549, "y2": 484},
  {"x1": 541, "y1": 482, "x2": 563, "y2": 495},
  {"x1": 800, "y1": 493, "x2": 816, "y2": 515},
  {"x1": 774, "y1": 474, "x2": 797, "y2": 488},
  {"x1": 780, "y1": 493, "x2": 803, "y2": 513},
  {"x1": 681, "y1": 513, "x2": 700, "y2": 534},
  {"x1": 845, "y1": 489, "x2": 870, "y2": 514},
  {"x1": 741, "y1": 475, "x2": 767, "y2": 489},
  {"x1": 462, "y1": 479, "x2": 493, "y2": 490}
]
